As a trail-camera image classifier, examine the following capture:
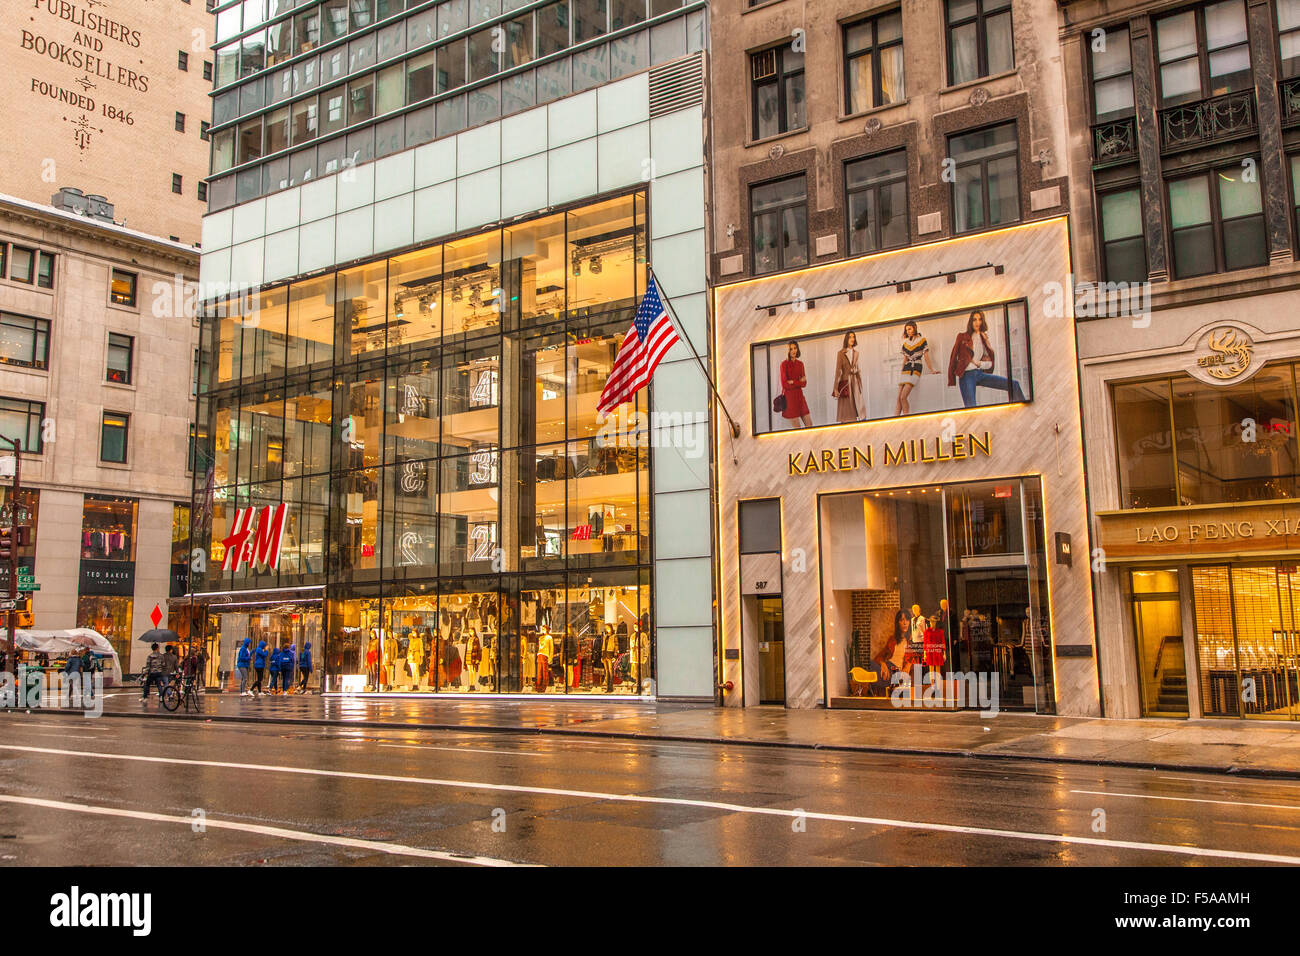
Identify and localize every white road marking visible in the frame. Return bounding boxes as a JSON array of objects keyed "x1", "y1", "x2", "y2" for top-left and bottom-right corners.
[
  {"x1": 377, "y1": 743, "x2": 547, "y2": 758},
  {"x1": 1074, "y1": 788, "x2": 1300, "y2": 812},
  {"x1": 3, "y1": 743, "x2": 1297, "y2": 864},
  {"x1": 0, "y1": 720, "x2": 113, "y2": 731},
  {"x1": 0, "y1": 793, "x2": 531, "y2": 867}
]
